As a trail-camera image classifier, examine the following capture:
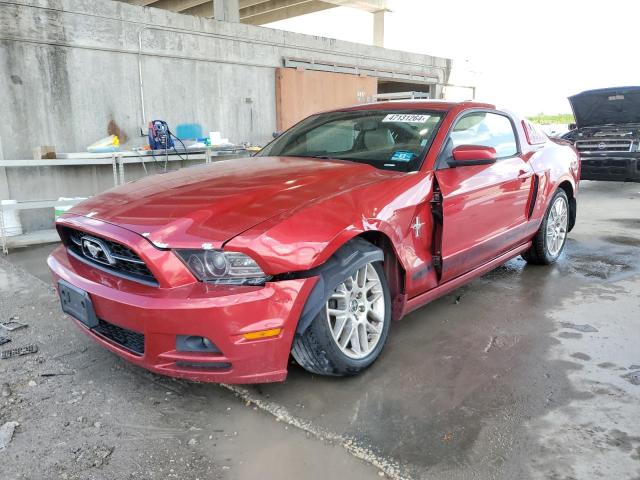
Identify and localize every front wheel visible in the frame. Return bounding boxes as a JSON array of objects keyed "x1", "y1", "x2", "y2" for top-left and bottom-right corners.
[
  {"x1": 291, "y1": 261, "x2": 391, "y2": 376},
  {"x1": 523, "y1": 189, "x2": 570, "y2": 265}
]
